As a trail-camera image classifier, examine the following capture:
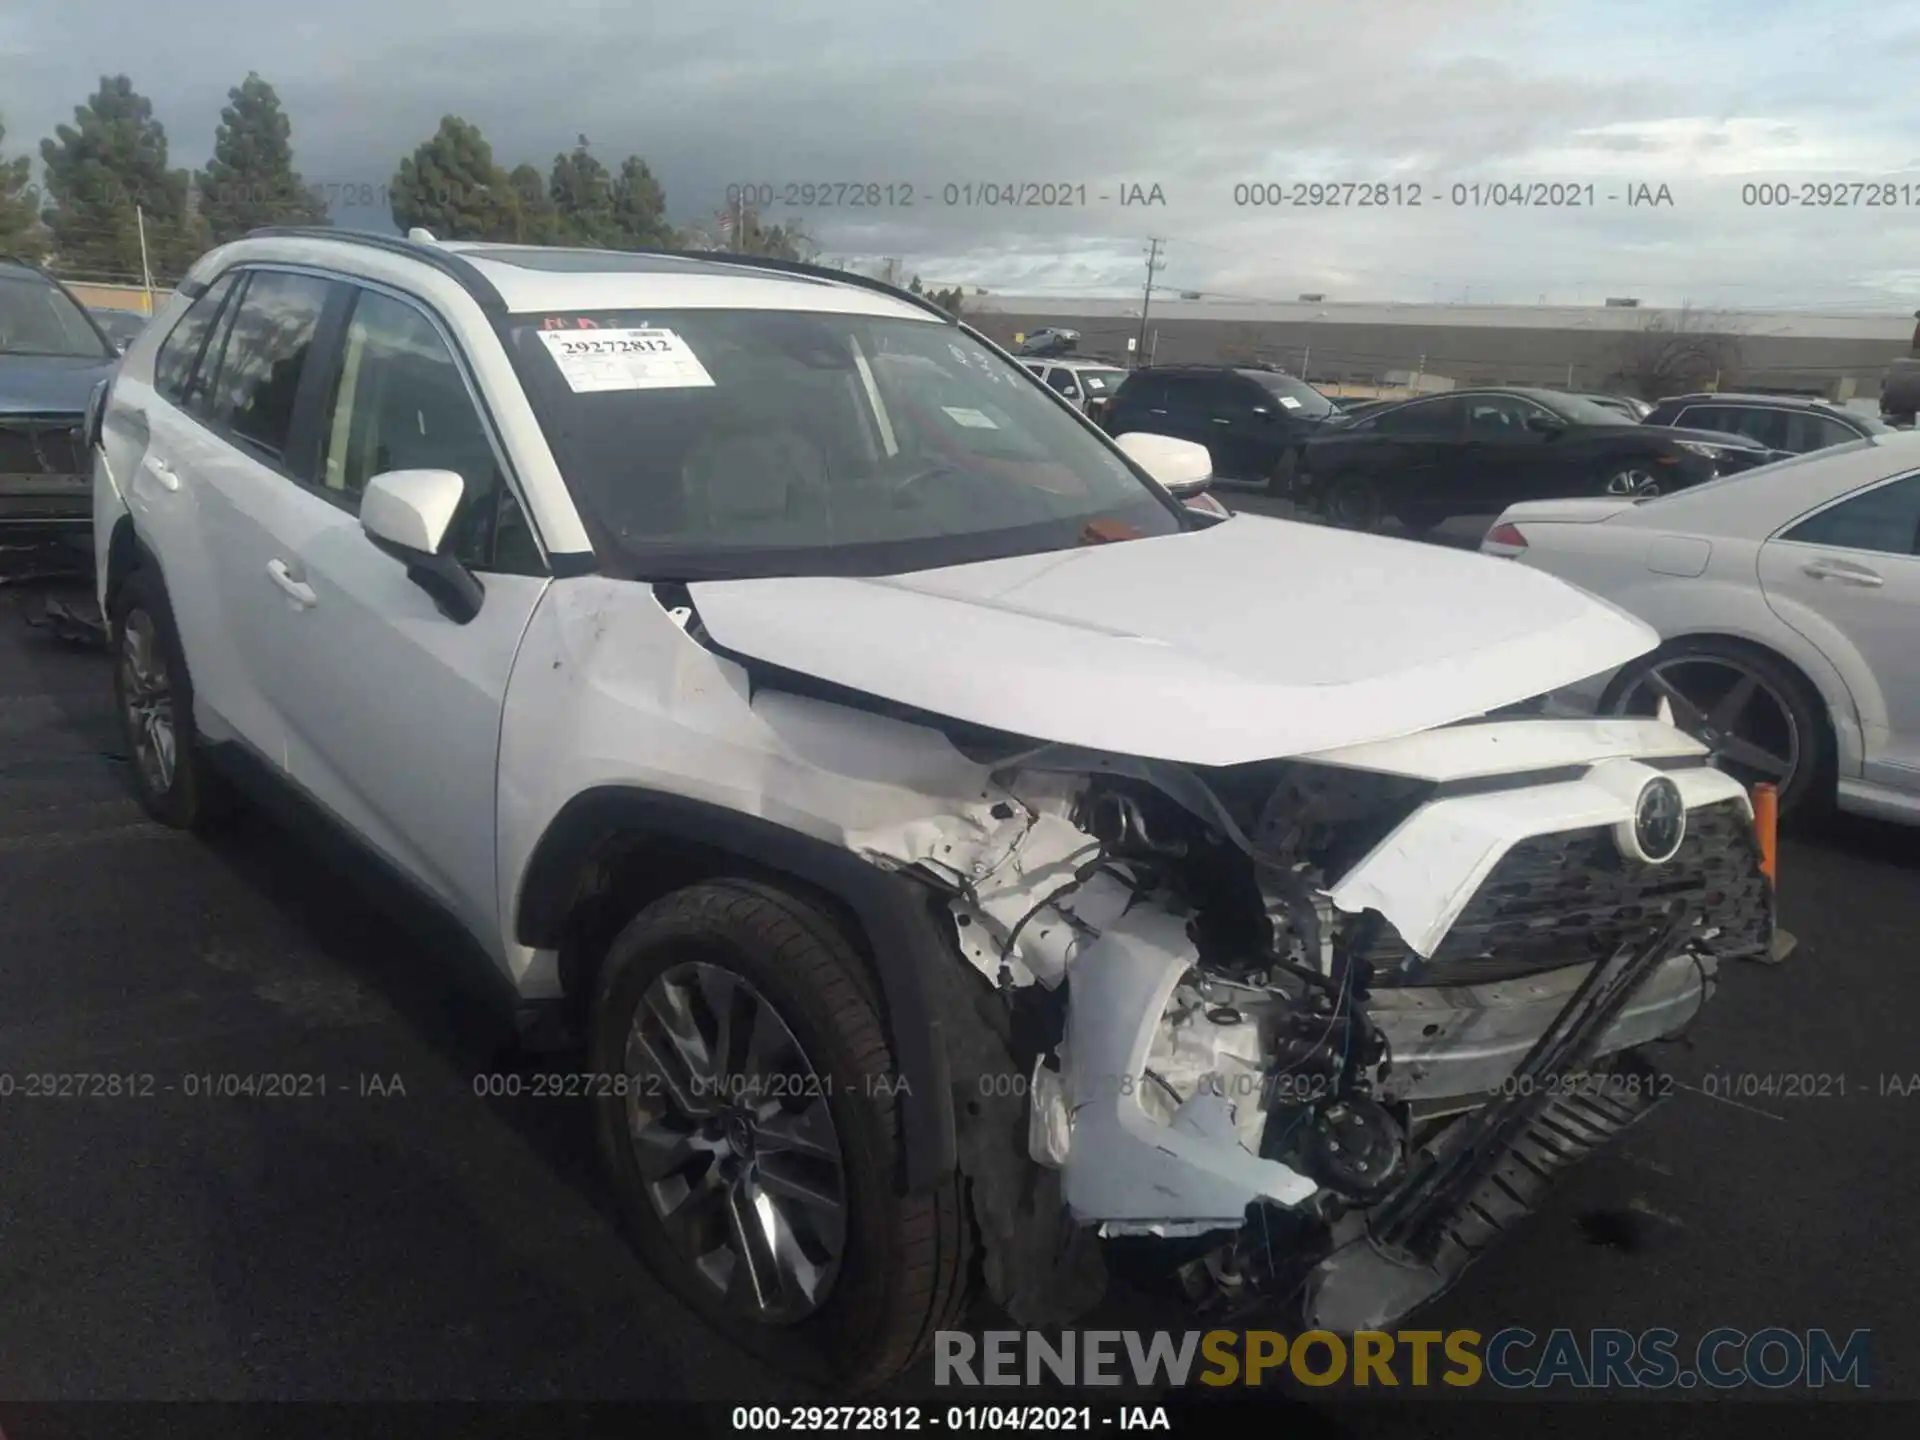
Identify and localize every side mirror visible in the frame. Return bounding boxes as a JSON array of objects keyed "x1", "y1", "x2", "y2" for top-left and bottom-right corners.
[
  {"x1": 83, "y1": 378, "x2": 111, "y2": 451},
  {"x1": 360, "y1": 469, "x2": 485, "y2": 623},
  {"x1": 1113, "y1": 430, "x2": 1213, "y2": 492},
  {"x1": 1525, "y1": 414, "x2": 1566, "y2": 436}
]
